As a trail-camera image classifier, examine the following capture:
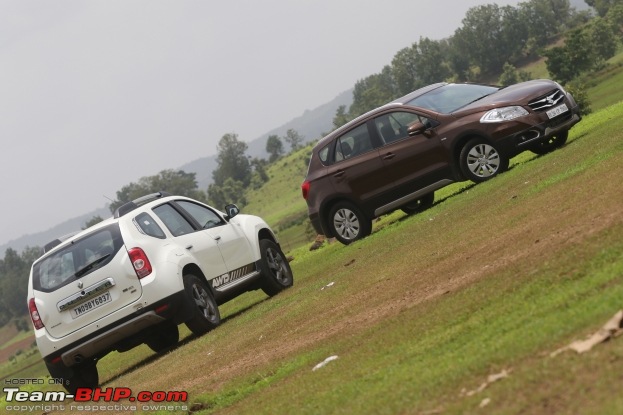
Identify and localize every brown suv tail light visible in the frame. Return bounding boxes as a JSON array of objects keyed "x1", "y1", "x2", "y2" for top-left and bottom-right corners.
[
  {"x1": 29, "y1": 298, "x2": 44, "y2": 330},
  {"x1": 301, "y1": 180, "x2": 310, "y2": 200},
  {"x1": 128, "y1": 247, "x2": 153, "y2": 278}
]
